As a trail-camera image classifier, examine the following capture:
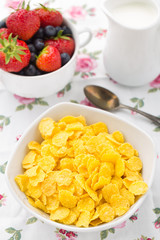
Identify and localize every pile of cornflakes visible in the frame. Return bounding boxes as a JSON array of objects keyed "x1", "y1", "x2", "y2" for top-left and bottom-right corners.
[{"x1": 15, "y1": 115, "x2": 148, "y2": 227}]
